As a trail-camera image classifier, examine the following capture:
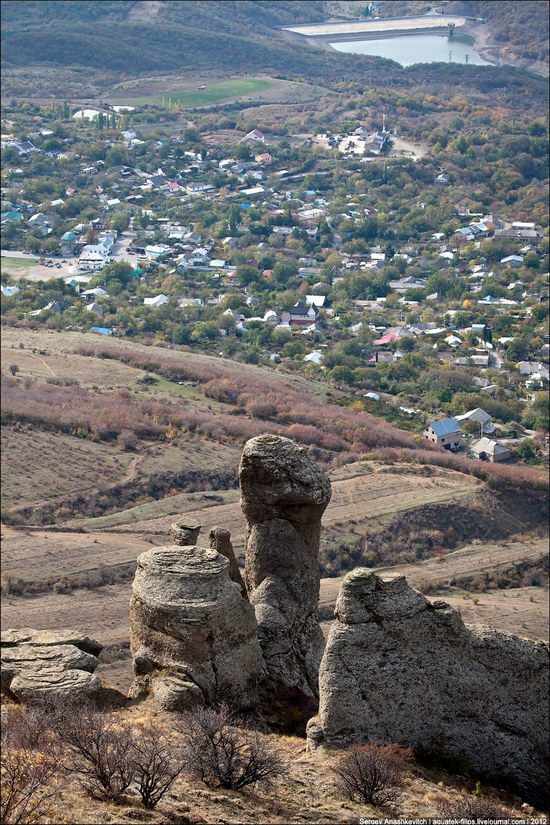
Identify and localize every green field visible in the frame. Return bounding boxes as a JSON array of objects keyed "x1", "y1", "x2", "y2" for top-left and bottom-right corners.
[
  {"x1": 109, "y1": 78, "x2": 274, "y2": 108},
  {"x1": 1, "y1": 256, "x2": 39, "y2": 270}
]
